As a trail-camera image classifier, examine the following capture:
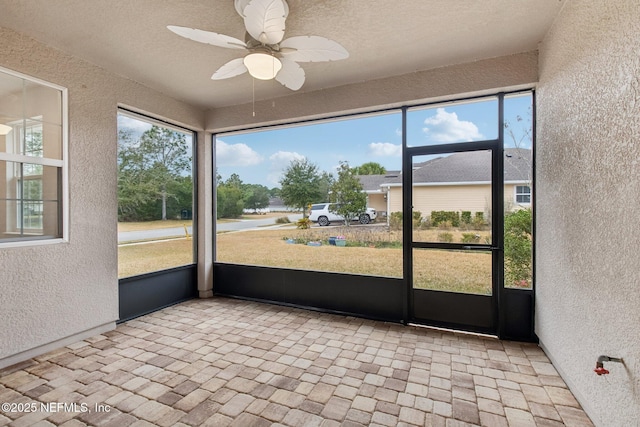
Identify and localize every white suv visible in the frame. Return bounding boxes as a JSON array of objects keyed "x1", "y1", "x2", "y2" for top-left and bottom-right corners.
[{"x1": 308, "y1": 203, "x2": 377, "y2": 226}]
